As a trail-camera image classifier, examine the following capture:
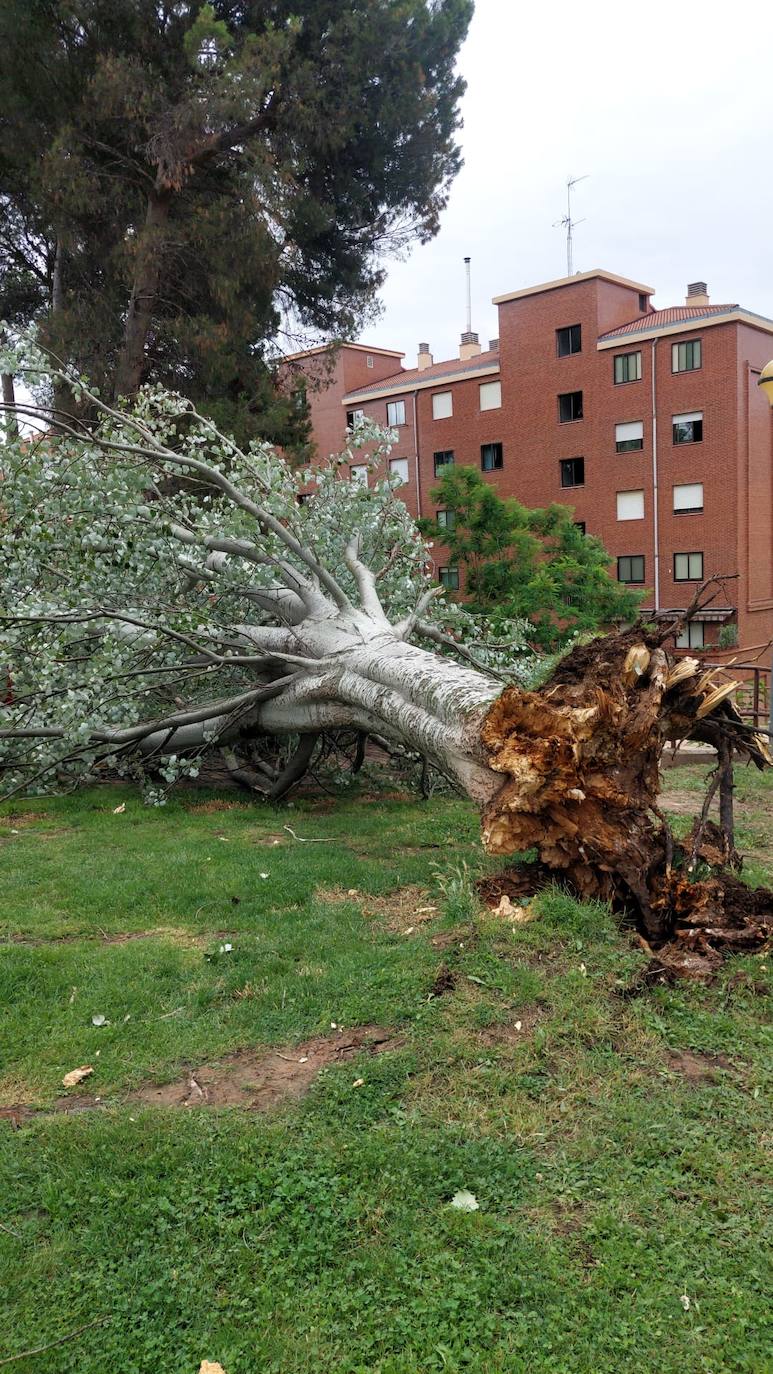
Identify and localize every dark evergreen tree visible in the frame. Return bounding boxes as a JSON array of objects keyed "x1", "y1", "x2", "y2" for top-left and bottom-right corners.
[{"x1": 0, "y1": 0, "x2": 473, "y2": 442}]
